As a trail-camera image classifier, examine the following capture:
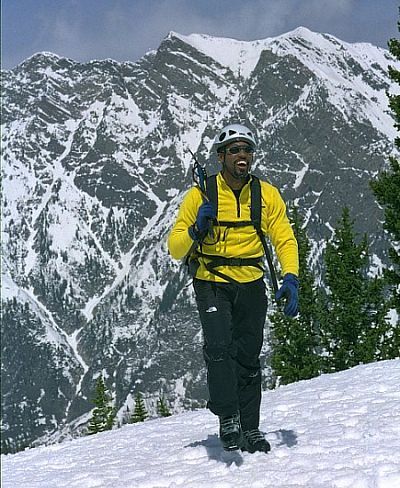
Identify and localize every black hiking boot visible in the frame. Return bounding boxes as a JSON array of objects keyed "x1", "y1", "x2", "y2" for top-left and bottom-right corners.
[
  {"x1": 219, "y1": 412, "x2": 242, "y2": 451},
  {"x1": 241, "y1": 429, "x2": 271, "y2": 453}
]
